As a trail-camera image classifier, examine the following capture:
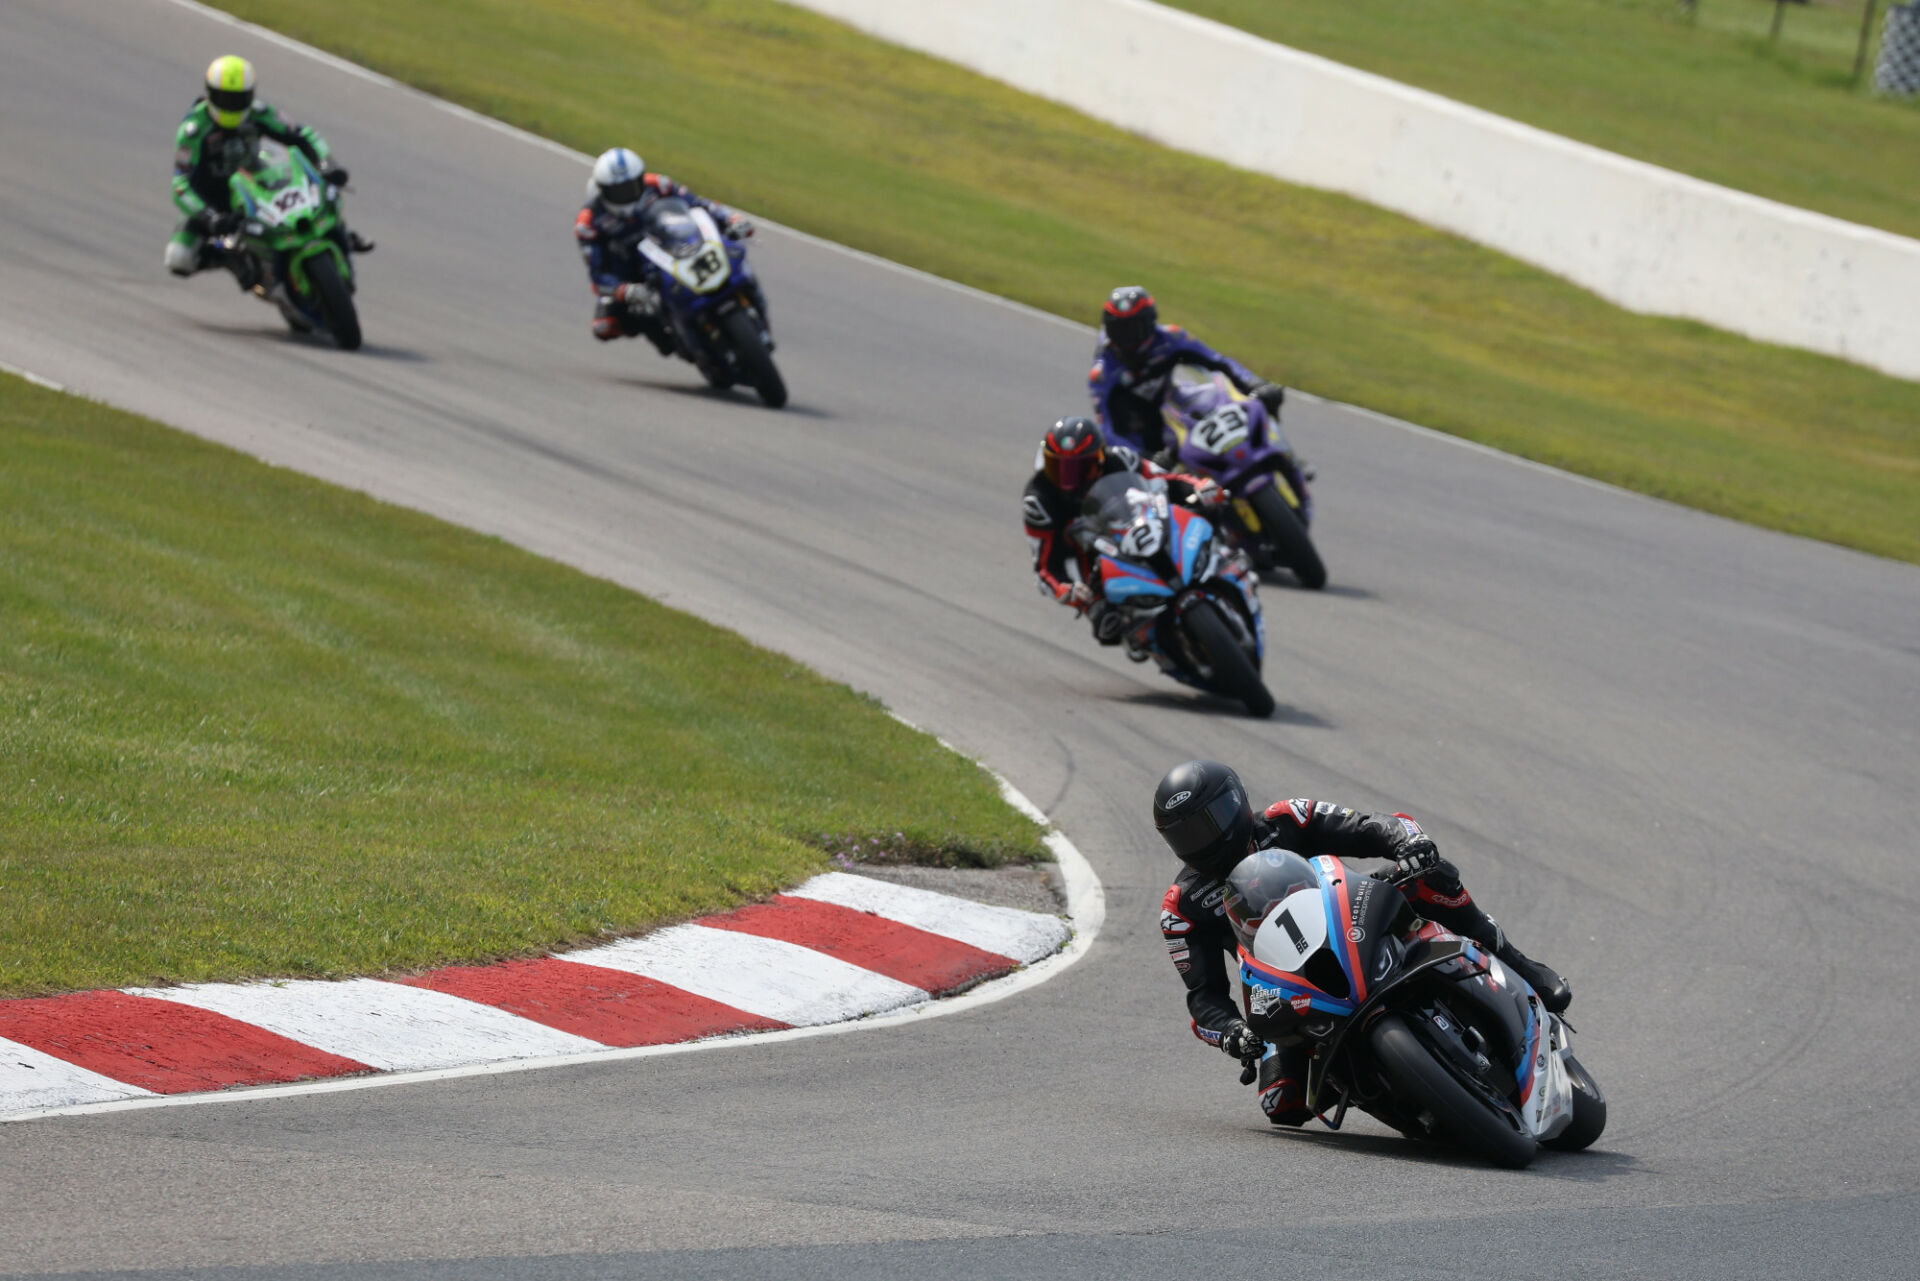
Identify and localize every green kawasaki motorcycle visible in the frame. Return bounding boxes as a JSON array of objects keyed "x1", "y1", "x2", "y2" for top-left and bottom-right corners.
[{"x1": 216, "y1": 148, "x2": 362, "y2": 350}]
